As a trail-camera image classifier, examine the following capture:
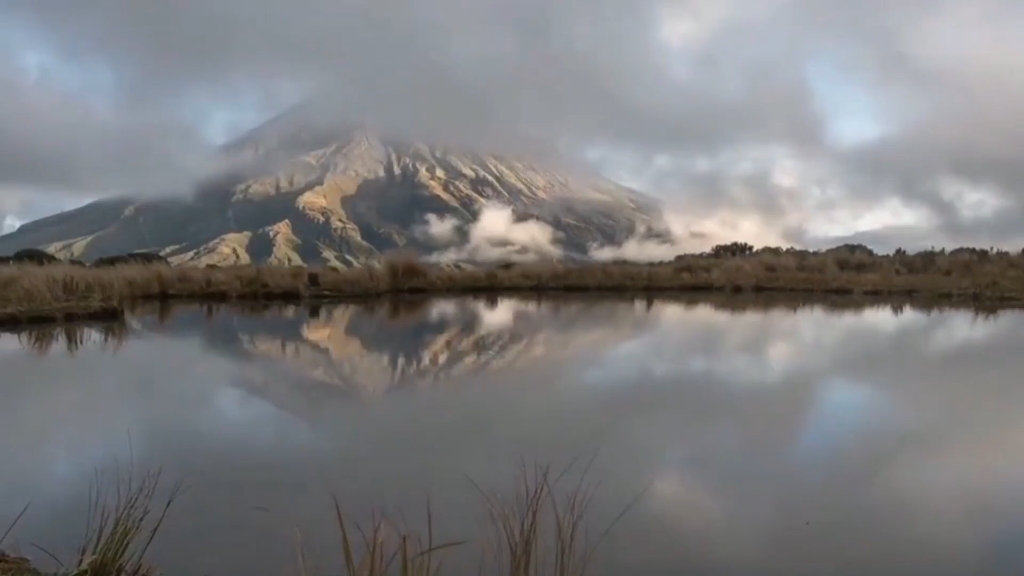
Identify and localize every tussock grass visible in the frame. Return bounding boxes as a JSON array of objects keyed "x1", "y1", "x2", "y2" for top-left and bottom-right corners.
[
  {"x1": 65, "y1": 469, "x2": 182, "y2": 576},
  {"x1": 469, "y1": 458, "x2": 642, "y2": 576},
  {"x1": 295, "y1": 501, "x2": 465, "y2": 576},
  {"x1": 1, "y1": 469, "x2": 182, "y2": 576},
  {"x1": 6, "y1": 460, "x2": 638, "y2": 576},
  {"x1": 8, "y1": 242, "x2": 1024, "y2": 326},
  {"x1": 296, "y1": 457, "x2": 641, "y2": 576}
]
